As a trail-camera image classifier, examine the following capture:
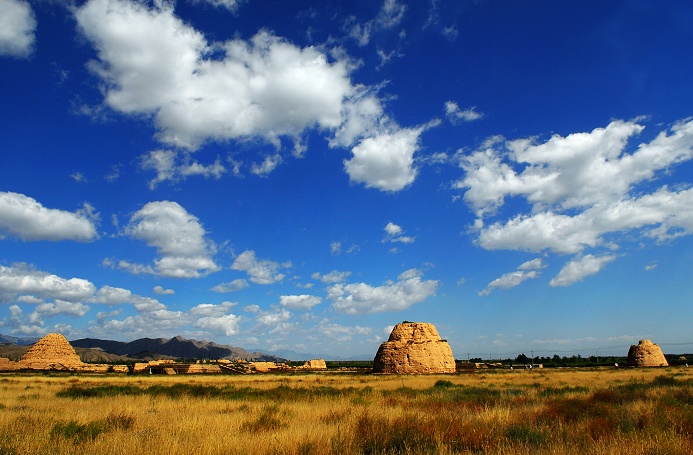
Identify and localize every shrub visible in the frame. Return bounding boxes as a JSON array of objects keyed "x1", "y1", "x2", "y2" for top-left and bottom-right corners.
[
  {"x1": 56, "y1": 385, "x2": 142, "y2": 398},
  {"x1": 352, "y1": 412, "x2": 438, "y2": 454},
  {"x1": 330, "y1": 426, "x2": 349, "y2": 455},
  {"x1": 432, "y1": 412, "x2": 489, "y2": 452},
  {"x1": 50, "y1": 411, "x2": 135, "y2": 444},
  {"x1": 505, "y1": 424, "x2": 546, "y2": 447},
  {"x1": 653, "y1": 374, "x2": 678, "y2": 387},
  {"x1": 296, "y1": 441, "x2": 317, "y2": 455},
  {"x1": 320, "y1": 409, "x2": 348, "y2": 425},
  {"x1": 539, "y1": 385, "x2": 590, "y2": 397},
  {"x1": 448, "y1": 385, "x2": 502, "y2": 406},
  {"x1": 539, "y1": 397, "x2": 614, "y2": 424},
  {"x1": 587, "y1": 416, "x2": 618, "y2": 440},
  {"x1": 105, "y1": 411, "x2": 135, "y2": 431},
  {"x1": 50, "y1": 420, "x2": 106, "y2": 443},
  {"x1": 240, "y1": 405, "x2": 285, "y2": 432},
  {"x1": 57, "y1": 383, "x2": 351, "y2": 402}
]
